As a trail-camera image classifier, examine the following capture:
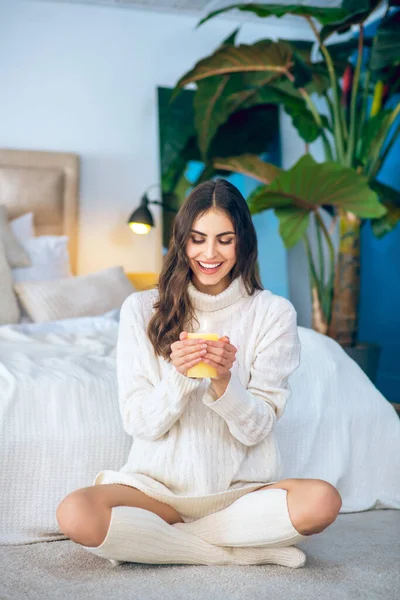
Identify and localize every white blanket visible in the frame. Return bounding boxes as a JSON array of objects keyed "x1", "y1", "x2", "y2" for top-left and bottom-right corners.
[{"x1": 0, "y1": 315, "x2": 399, "y2": 545}]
